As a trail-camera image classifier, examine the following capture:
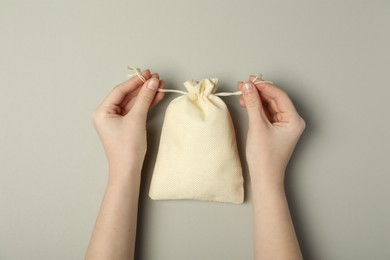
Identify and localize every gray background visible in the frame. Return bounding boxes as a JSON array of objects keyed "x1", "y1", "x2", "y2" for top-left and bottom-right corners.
[{"x1": 0, "y1": 1, "x2": 389, "y2": 259}]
